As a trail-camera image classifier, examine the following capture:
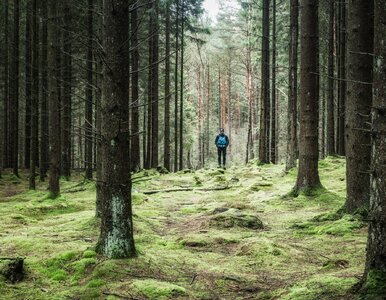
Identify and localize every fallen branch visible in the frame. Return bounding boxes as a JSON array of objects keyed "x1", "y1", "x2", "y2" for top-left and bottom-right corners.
[{"x1": 141, "y1": 185, "x2": 230, "y2": 195}]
